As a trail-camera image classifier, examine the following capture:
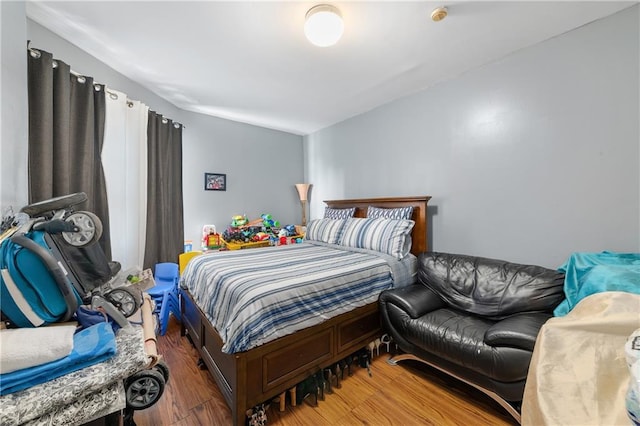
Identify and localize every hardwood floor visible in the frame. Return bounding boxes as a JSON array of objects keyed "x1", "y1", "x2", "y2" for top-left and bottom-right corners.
[{"x1": 134, "y1": 316, "x2": 517, "y2": 426}]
